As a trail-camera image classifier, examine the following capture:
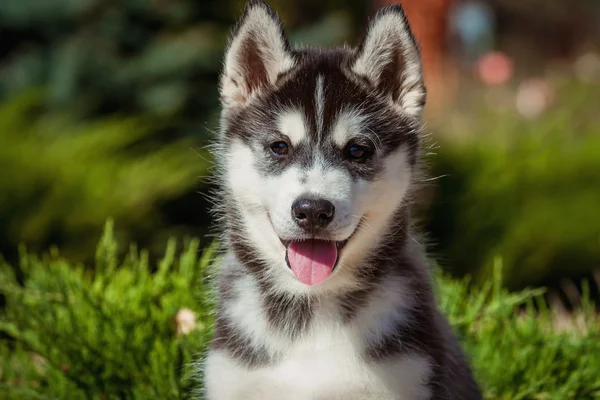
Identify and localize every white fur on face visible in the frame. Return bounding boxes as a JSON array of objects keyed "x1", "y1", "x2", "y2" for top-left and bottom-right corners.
[
  {"x1": 225, "y1": 134, "x2": 369, "y2": 295},
  {"x1": 225, "y1": 140, "x2": 284, "y2": 268},
  {"x1": 266, "y1": 159, "x2": 360, "y2": 242},
  {"x1": 221, "y1": 3, "x2": 295, "y2": 108},
  {"x1": 226, "y1": 102, "x2": 413, "y2": 290},
  {"x1": 352, "y1": 11, "x2": 424, "y2": 116},
  {"x1": 331, "y1": 108, "x2": 370, "y2": 148},
  {"x1": 225, "y1": 139, "x2": 336, "y2": 294},
  {"x1": 277, "y1": 109, "x2": 308, "y2": 146},
  {"x1": 338, "y1": 144, "x2": 413, "y2": 271}
]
